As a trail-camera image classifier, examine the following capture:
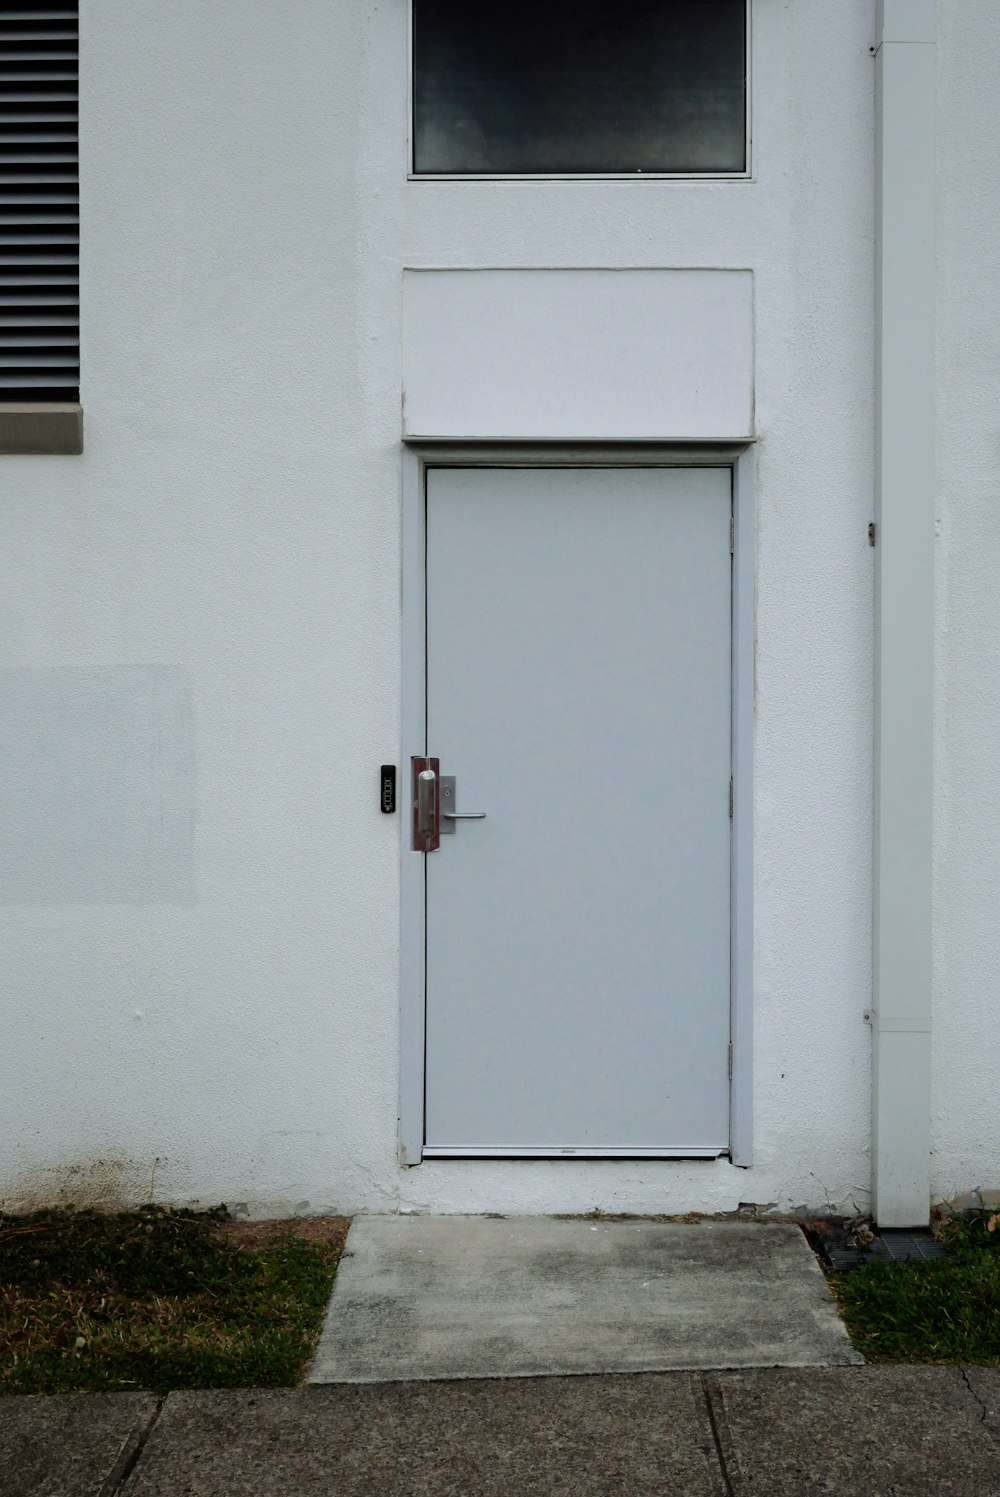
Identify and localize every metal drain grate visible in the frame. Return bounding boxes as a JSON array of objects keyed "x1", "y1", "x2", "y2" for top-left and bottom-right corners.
[
  {"x1": 824, "y1": 1227, "x2": 947, "y2": 1273},
  {"x1": 876, "y1": 1229, "x2": 948, "y2": 1262}
]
